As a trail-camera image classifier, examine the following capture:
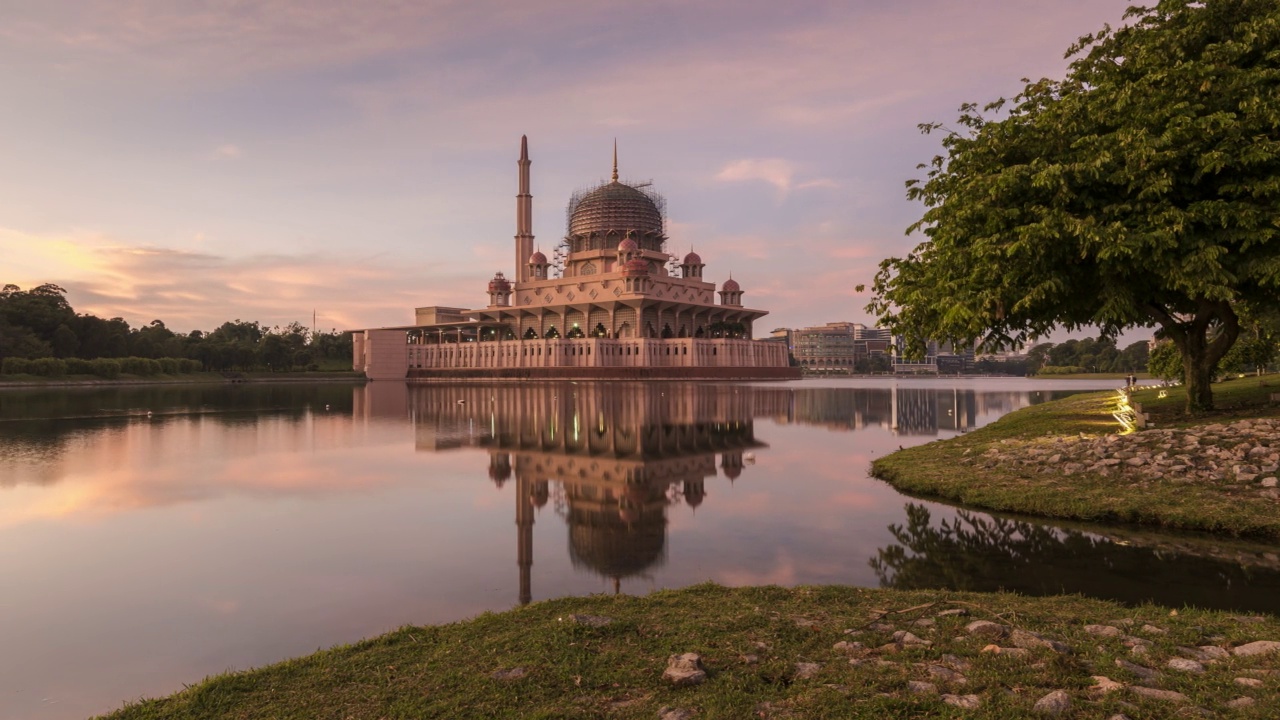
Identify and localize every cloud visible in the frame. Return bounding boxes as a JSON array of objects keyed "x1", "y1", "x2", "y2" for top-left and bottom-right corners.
[
  {"x1": 0, "y1": 227, "x2": 478, "y2": 332},
  {"x1": 714, "y1": 158, "x2": 836, "y2": 199}
]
